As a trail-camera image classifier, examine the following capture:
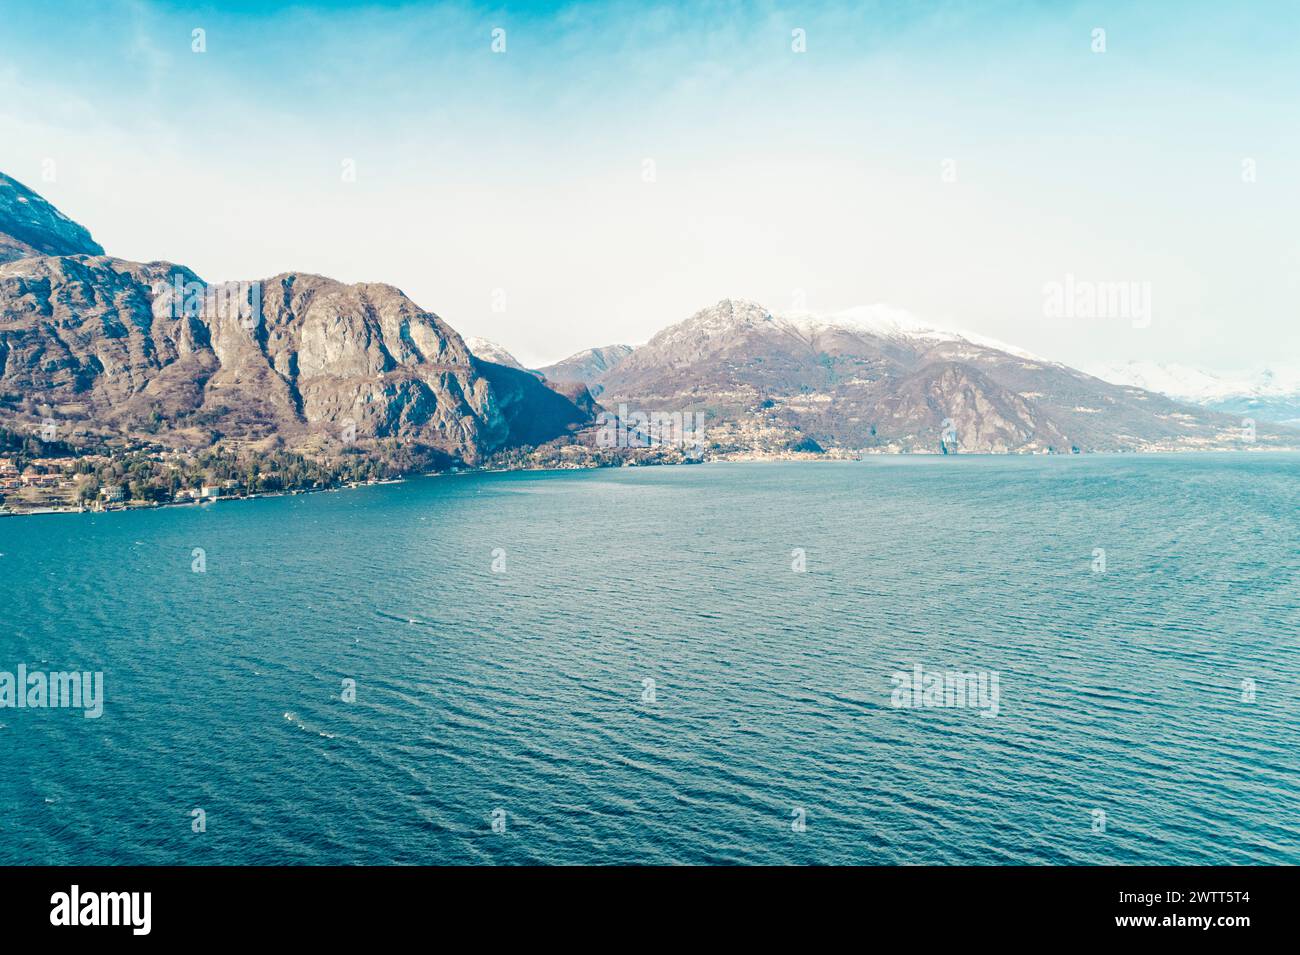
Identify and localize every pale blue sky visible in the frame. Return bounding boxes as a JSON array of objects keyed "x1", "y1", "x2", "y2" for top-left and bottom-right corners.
[{"x1": 2, "y1": 1, "x2": 1298, "y2": 369}]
